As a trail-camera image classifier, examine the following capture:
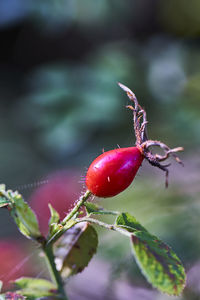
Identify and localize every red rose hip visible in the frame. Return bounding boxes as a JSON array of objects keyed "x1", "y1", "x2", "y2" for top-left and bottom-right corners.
[
  {"x1": 86, "y1": 146, "x2": 144, "y2": 197},
  {"x1": 86, "y1": 83, "x2": 184, "y2": 197}
]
